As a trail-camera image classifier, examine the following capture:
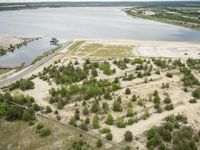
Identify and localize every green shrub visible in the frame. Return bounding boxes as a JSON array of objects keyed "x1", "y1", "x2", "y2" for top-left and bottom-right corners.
[
  {"x1": 124, "y1": 130, "x2": 133, "y2": 142},
  {"x1": 9, "y1": 79, "x2": 34, "y2": 91},
  {"x1": 100, "y1": 127, "x2": 111, "y2": 134},
  {"x1": 192, "y1": 88, "x2": 200, "y2": 99},
  {"x1": 92, "y1": 115, "x2": 99, "y2": 129},
  {"x1": 165, "y1": 104, "x2": 174, "y2": 111},
  {"x1": 126, "y1": 107, "x2": 136, "y2": 117},
  {"x1": 105, "y1": 113, "x2": 114, "y2": 125},
  {"x1": 125, "y1": 88, "x2": 131, "y2": 95},
  {"x1": 96, "y1": 139, "x2": 102, "y2": 147},
  {"x1": 113, "y1": 100, "x2": 122, "y2": 112},
  {"x1": 106, "y1": 133, "x2": 113, "y2": 141},
  {"x1": 79, "y1": 123, "x2": 88, "y2": 131},
  {"x1": 116, "y1": 117, "x2": 126, "y2": 128},
  {"x1": 39, "y1": 127, "x2": 51, "y2": 137}
]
